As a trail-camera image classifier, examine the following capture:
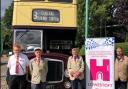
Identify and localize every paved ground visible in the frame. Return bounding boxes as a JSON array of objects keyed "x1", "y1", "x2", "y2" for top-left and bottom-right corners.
[{"x1": 1, "y1": 55, "x2": 9, "y2": 89}]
